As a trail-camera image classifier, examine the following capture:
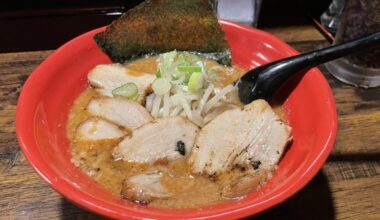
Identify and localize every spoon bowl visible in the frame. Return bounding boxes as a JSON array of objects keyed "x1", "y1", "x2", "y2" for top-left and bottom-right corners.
[{"x1": 238, "y1": 31, "x2": 380, "y2": 104}]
